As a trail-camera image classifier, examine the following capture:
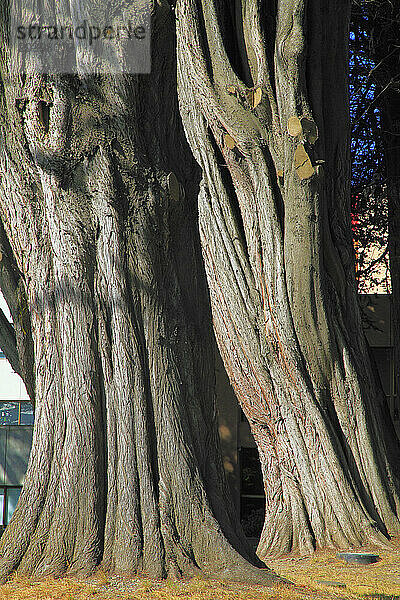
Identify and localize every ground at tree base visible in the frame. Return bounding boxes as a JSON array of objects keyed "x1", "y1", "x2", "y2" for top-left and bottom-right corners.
[
  {"x1": 267, "y1": 541, "x2": 400, "y2": 599},
  {"x1": 0, "y1": 543, "x2": 400, "y2": 600}
]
